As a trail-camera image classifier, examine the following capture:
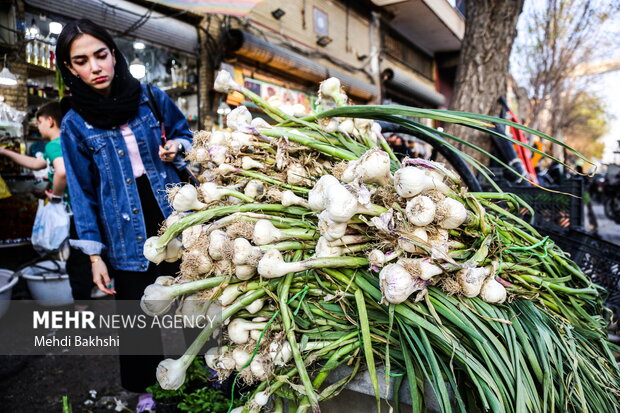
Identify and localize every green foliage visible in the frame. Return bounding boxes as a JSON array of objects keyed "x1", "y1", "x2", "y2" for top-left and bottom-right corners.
[
  {"x1": 61, "y1": 396, "x2": 72, "y2": 413},
  {"x1": 177, "y1": 387, "x2": 243, "y2": 413},
  {"x1": 146, "y1": 358, "x2": 222, "y2": 404},
  {"x1": 564, "y1": 91, "x2": 613, "y2": 159}
]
